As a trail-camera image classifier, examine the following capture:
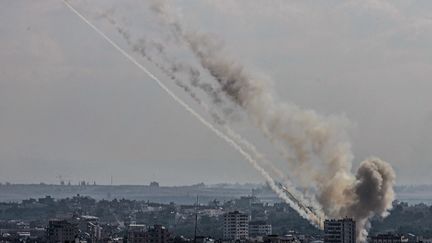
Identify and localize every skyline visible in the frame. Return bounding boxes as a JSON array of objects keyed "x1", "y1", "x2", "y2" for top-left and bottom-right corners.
[{"x1": 1, "y1": 0, "x2": 432, "y2": 186}]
